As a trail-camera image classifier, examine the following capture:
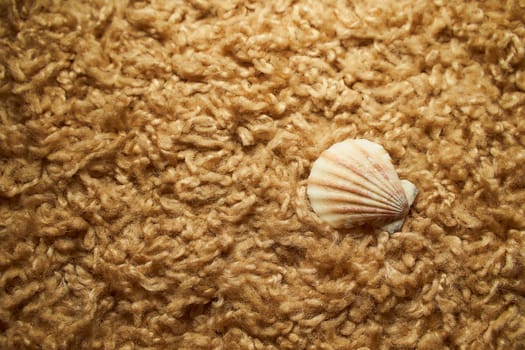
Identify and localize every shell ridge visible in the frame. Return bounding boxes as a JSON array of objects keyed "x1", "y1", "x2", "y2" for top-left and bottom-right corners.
[
  {"x1": 307, "y1": 190, "x2": 404, "y2": 214},
  {"x1": 352, "y1": 142, "x2": 407, "y2": 207},
  {"x1": 310, "y1": 196, "x2": 404, "y2": 216},
  {"x1": 326, "y1": 148, "x2": 406, "y2": 212},
  {"x1": 326, "y1": 150, "x2": 402, "y2": 210},
  {"x1": 318, "y1": 205, "x2": 404, "y2": 216},
  {"x1": 309, "y1": 163, "x2": 402, "y2": 211},
  {"x1": 318, "y1": 154, "x2": 405, "y2": 211},
  {"x1": 351, "y1": 141, "x2": 409, "y2": 211},
  {"x1": 323, "y1": 212, "x2": 401, "y2": 225},
  {"x1": 335, "y1": 145, "x2": 402, "y2": 205},
  {"x1": 307, "y1": 182, "x2": 405, "y2": 214},
  {"x1": 308, "y1": 178, "x2": 404, "y2": 214}
]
